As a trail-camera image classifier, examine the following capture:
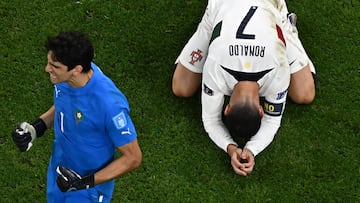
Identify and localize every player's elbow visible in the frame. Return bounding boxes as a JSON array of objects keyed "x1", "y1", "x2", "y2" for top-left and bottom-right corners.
[{"x1": 130, "y1": 149, "x2": 142, "y2": 169}]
